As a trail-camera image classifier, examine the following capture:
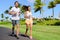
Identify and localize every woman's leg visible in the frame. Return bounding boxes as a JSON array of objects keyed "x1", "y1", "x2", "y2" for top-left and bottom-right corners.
[
  {"x1": 29, "y1": 23, "x2": 33, "y2": 40},
  {"x1": 25, "y1": 23, "x2": 29, "y2": 36}
]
